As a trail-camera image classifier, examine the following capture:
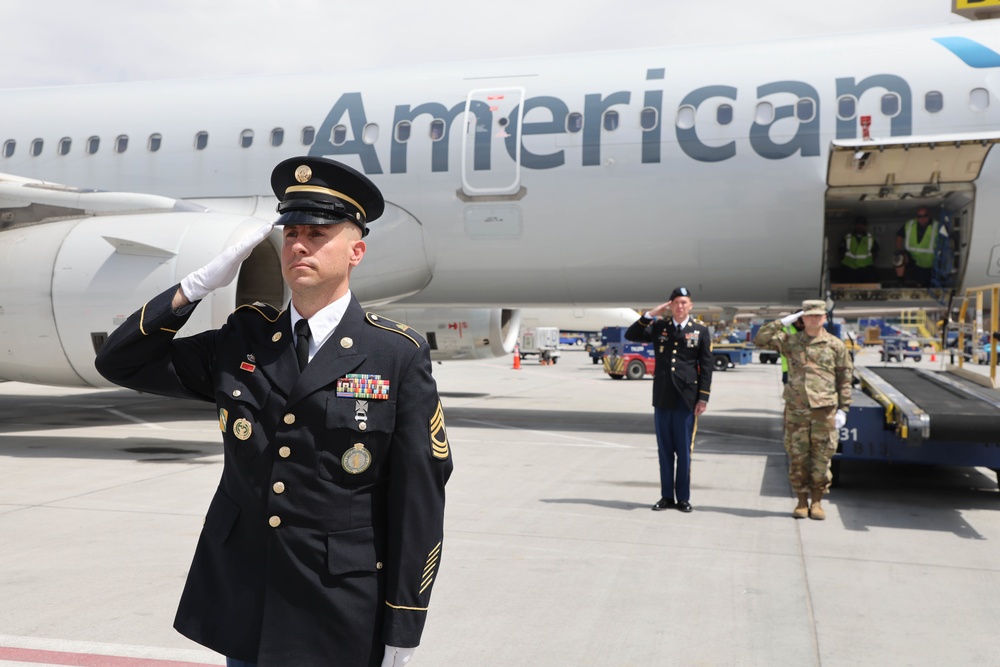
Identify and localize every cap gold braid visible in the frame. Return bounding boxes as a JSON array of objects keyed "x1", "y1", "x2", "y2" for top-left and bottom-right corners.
[{"x1": 283, "y1": 185, "x2": 367, "y2": 218}]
